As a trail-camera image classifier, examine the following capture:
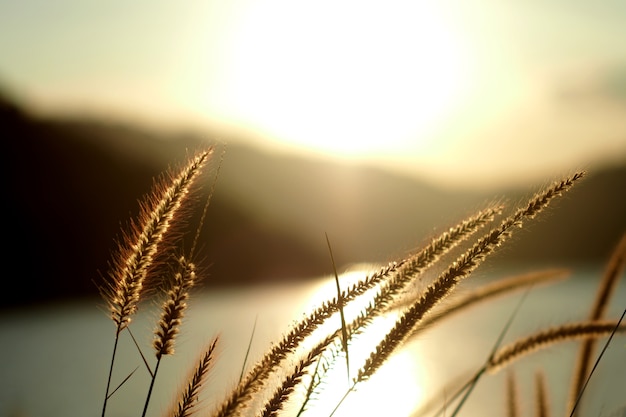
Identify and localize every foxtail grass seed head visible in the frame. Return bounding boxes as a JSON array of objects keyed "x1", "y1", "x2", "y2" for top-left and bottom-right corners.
[
  {"x1": 213, "y1": 204, "x2": 504, "y2": 417},
  {"x1": 154, "y1": 256, "x2": 197, "y2": 358},
  {"x1": 410, "y1": 268, "x2": 570, "y2": 335},
  {"x1": 356, "y1": 172, "x2": 585, "y2": 382},
  {"x1": 97, "y1": 162, "x2": 615, "y2": 417},
  {"x1": 103, "y1": 148, "x2": 212, "y2": 330},
  {"x1": 170, "y1": 337, "x2": 219, "y2": 417},
  {"x1": 488, "y1": 321, "x2": 625, "y2": 373}
]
